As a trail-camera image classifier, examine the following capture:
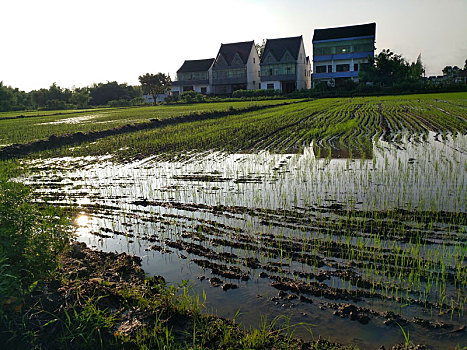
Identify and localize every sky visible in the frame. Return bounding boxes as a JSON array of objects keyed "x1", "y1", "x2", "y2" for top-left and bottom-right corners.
[{"x1": 1, "y1": 0, "x2": 466, "y2": 92}]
